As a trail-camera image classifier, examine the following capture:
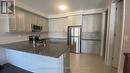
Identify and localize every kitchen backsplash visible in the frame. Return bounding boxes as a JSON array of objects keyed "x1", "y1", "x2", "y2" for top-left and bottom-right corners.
[{"x1": 0, "y1": 33, "x2": 48, "y2": 44}]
